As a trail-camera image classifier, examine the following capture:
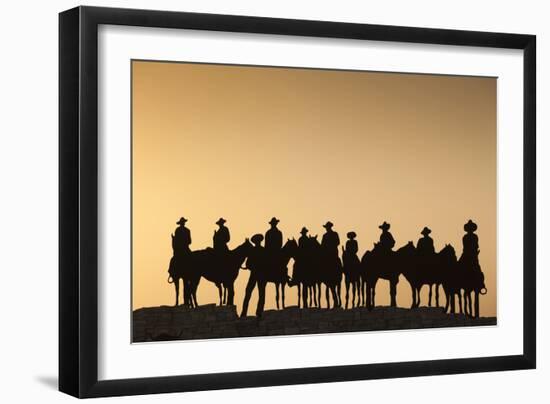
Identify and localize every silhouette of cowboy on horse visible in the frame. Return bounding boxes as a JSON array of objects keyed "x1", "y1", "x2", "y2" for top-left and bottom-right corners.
[
  {"x1": 377, "y1": 221, "x2": 395, "y2": 253},
  {"x1": 172, "y1": 217, "x2": 192, "y2": 256},
  {"x1": 213, "y1": 217, "x2": 230, "y2": 252},
  {"x1": 168, "y1": 217, "x2": 193, "y2": 306}
]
